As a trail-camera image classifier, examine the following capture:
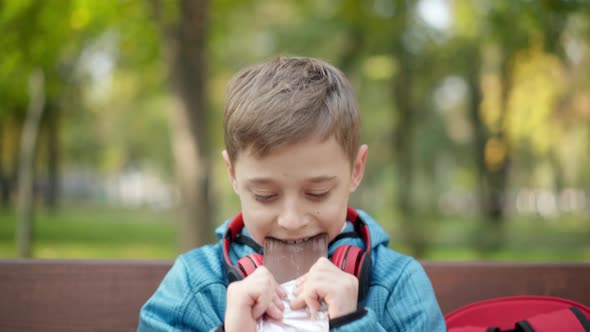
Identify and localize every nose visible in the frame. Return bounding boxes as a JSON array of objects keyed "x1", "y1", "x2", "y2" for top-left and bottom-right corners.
[{"x1": 277, "y1": 199, "x2": 309, "y2": 232}]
